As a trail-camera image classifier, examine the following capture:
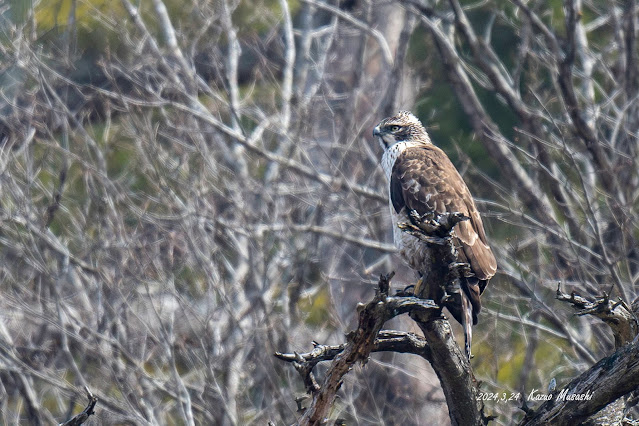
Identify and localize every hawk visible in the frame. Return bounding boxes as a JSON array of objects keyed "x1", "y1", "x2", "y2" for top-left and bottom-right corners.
[{"x1": 373, "y1": 111, "x2": 496, "y2": 358}]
